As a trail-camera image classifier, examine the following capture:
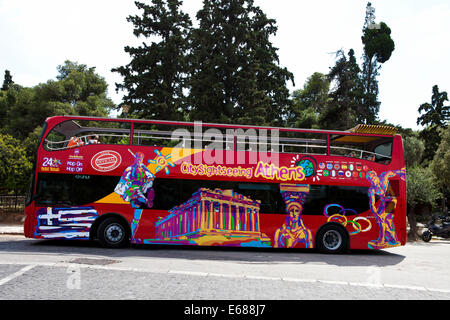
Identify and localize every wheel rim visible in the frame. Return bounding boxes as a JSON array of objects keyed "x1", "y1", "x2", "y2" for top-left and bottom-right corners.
[
  {"x1": 105, "y1": 223, "x2": 124, "y2": 244},
  {"x1": 323, "y1": 230, "x2": 342, "y2": 251}
]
